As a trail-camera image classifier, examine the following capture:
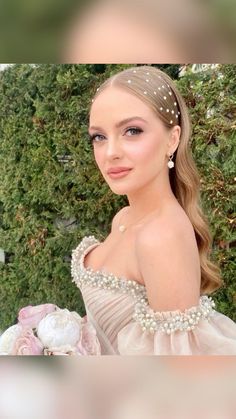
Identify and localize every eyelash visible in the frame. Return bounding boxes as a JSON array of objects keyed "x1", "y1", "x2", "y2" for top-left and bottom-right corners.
[{"x1": 88, "y1": 127, "x2": 143, "y2": 143}]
